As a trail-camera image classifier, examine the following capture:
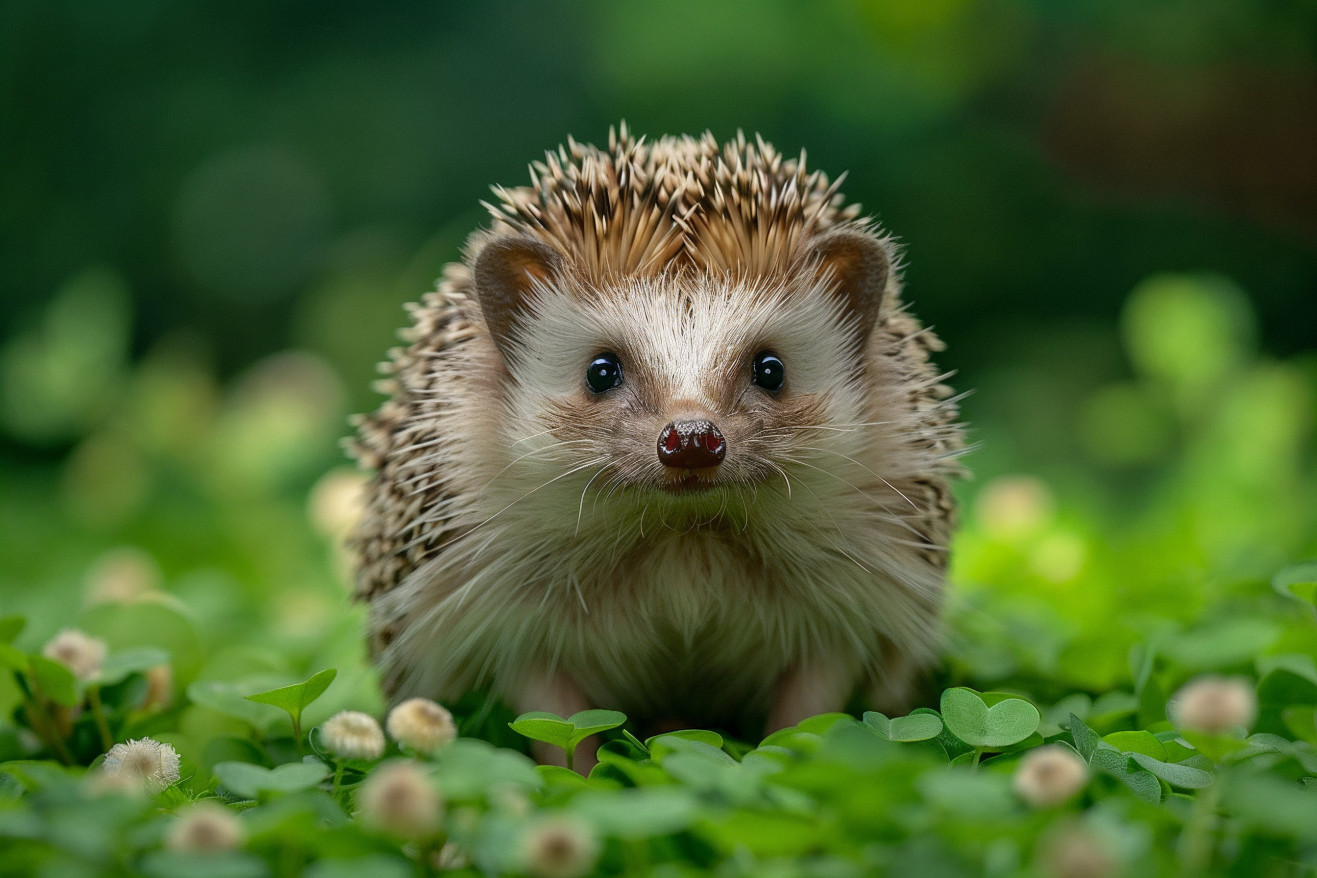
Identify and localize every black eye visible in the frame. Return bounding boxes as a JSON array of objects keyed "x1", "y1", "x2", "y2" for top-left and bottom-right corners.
[
  {"x1": 586, "y1": 353, "x2": 623, "y2": 393},
  {"x1": 752, "y1": 351, "x2": 785, "y2": 391}
]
